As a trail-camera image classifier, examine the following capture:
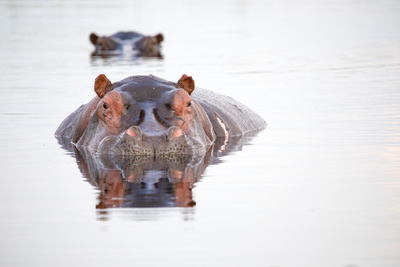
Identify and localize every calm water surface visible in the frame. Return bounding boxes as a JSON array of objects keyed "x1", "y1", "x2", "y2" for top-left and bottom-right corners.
[{"x1": 1, "y1": 0, "x2": 400, "y2": 266}]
